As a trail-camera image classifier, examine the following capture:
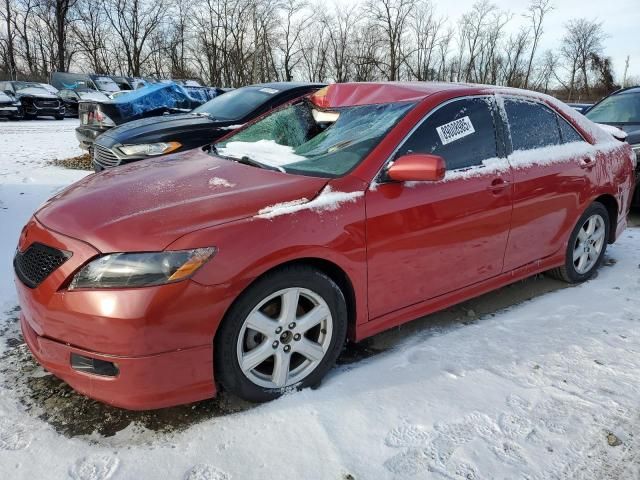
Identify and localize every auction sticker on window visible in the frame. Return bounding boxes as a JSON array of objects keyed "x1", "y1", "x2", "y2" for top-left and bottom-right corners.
[{"x1": 436, "y1": 116, "x2": 475, "y2": 145}]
